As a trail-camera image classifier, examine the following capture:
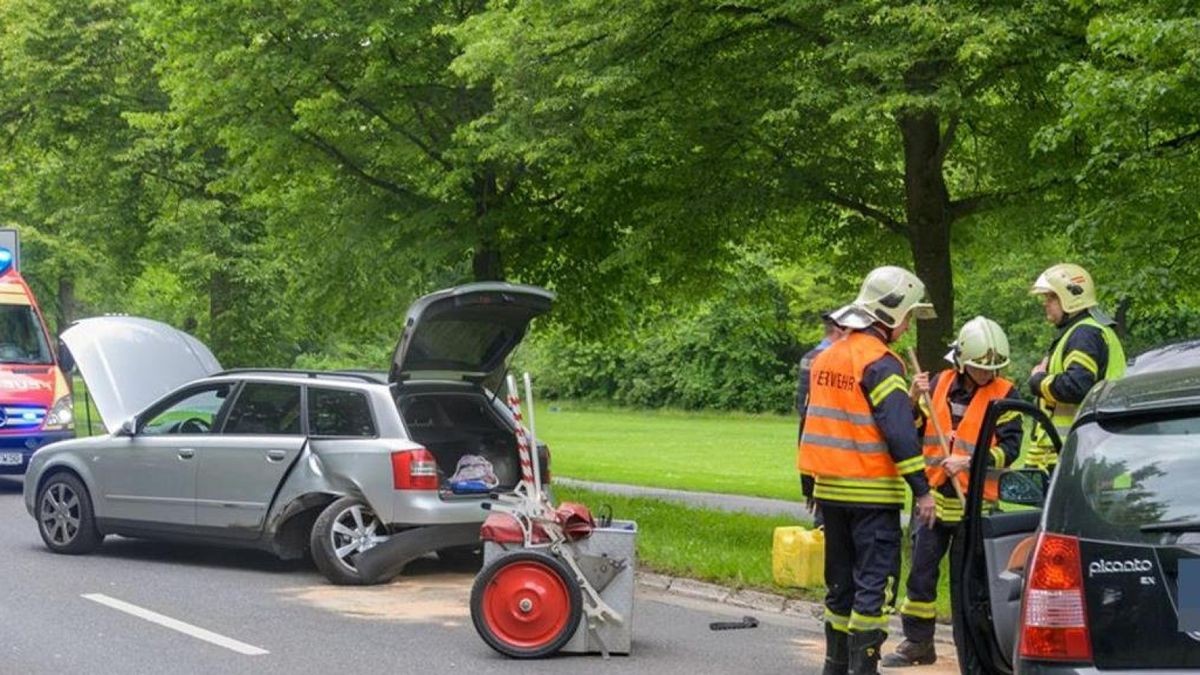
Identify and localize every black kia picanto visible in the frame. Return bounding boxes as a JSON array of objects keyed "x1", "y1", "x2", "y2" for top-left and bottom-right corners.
[{"x1": 954, "y1": 341, "x2": 1200, "y2": 674}]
